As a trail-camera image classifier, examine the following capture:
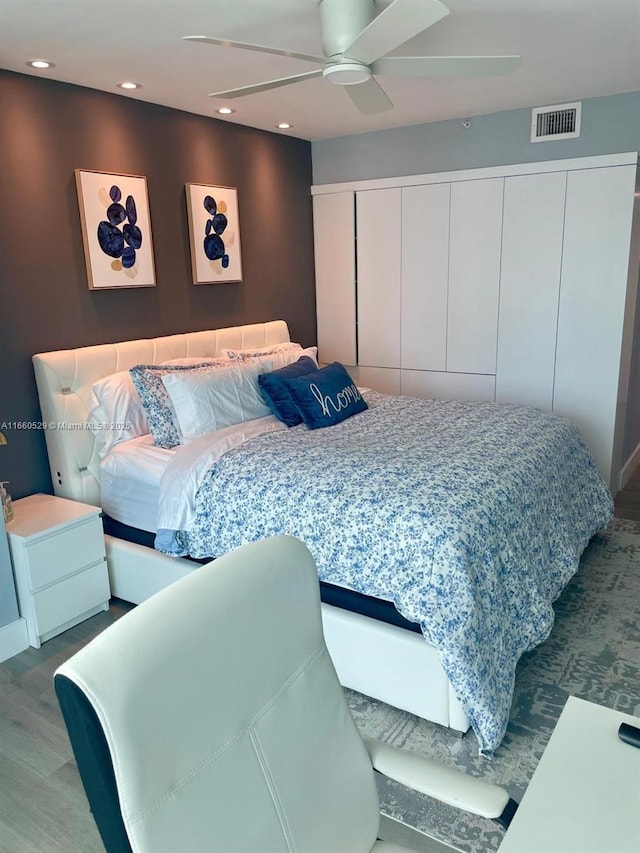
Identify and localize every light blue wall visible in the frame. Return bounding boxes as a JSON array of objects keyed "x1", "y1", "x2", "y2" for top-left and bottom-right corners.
[
  {"x1": 312, "y1": 91, "x2": 640, "y2": 185},
  {"x1": 311, "y1": 90, "x2": 640, "y2": 480}
]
